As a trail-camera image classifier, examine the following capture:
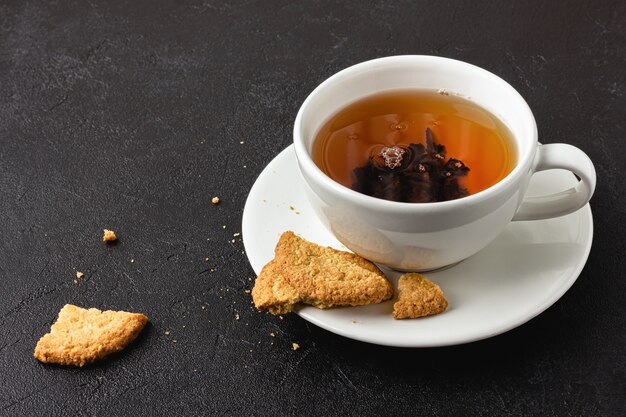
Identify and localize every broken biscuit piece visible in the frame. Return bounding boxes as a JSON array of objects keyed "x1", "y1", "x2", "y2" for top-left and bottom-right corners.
[
  {"x1": 252, "y1": 231, "x2": 393, "y2": 314},
  {"x1": 34, "y1": 304, "x2": 148, "y2": 367},
  {"x1": 102, "y1": 229, "x2": 117, "y2": 242},
  {"x1": 393, "y1": 273, "x2": 448, "y2": 319}
]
